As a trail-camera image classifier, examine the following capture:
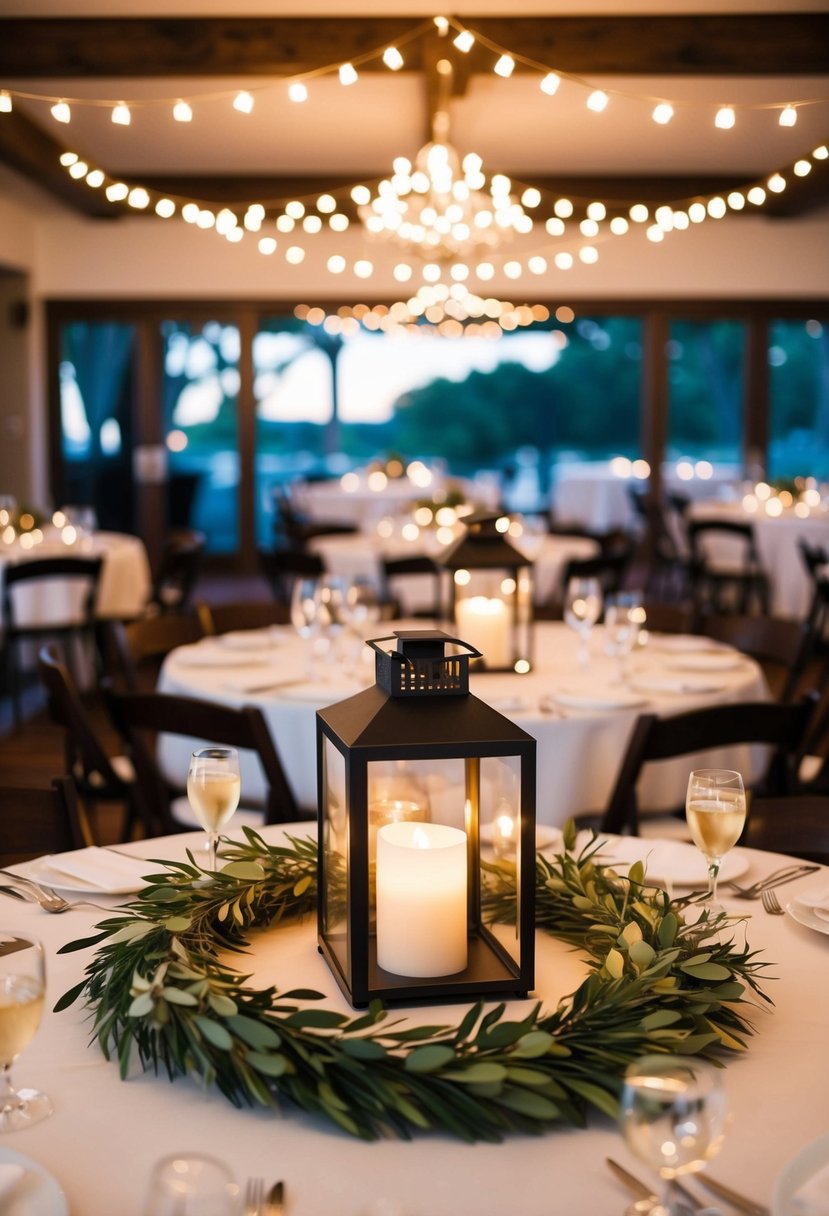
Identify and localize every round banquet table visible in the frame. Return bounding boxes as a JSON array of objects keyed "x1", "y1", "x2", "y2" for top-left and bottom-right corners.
[
  {"x1": 0, "y1": 529, "x2": 152, "y2": 624},
  {"x1": 7, "y1": 824, "x2": 829, "y2": 1216},
  {"x1": 157, "y1": 621, "x2": 769, "y2": 824},
  {"x1": 309, "y1": 531, "x2": 599, "y2": 614},
  {"x1": 689, "y1": 499, "x2": 829, "y2": 619}
]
